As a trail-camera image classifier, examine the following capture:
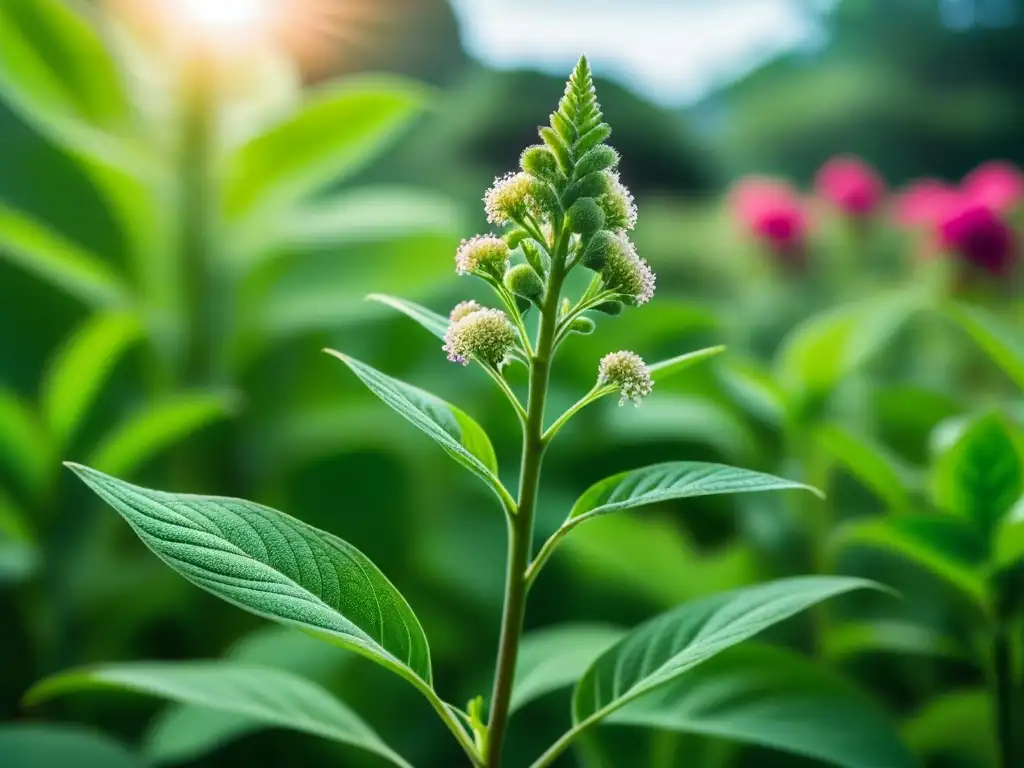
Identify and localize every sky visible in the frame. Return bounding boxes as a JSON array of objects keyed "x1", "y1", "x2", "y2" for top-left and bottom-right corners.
[{"x1": 448, "y1": 0, "x2": 832, "y2": 107}]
